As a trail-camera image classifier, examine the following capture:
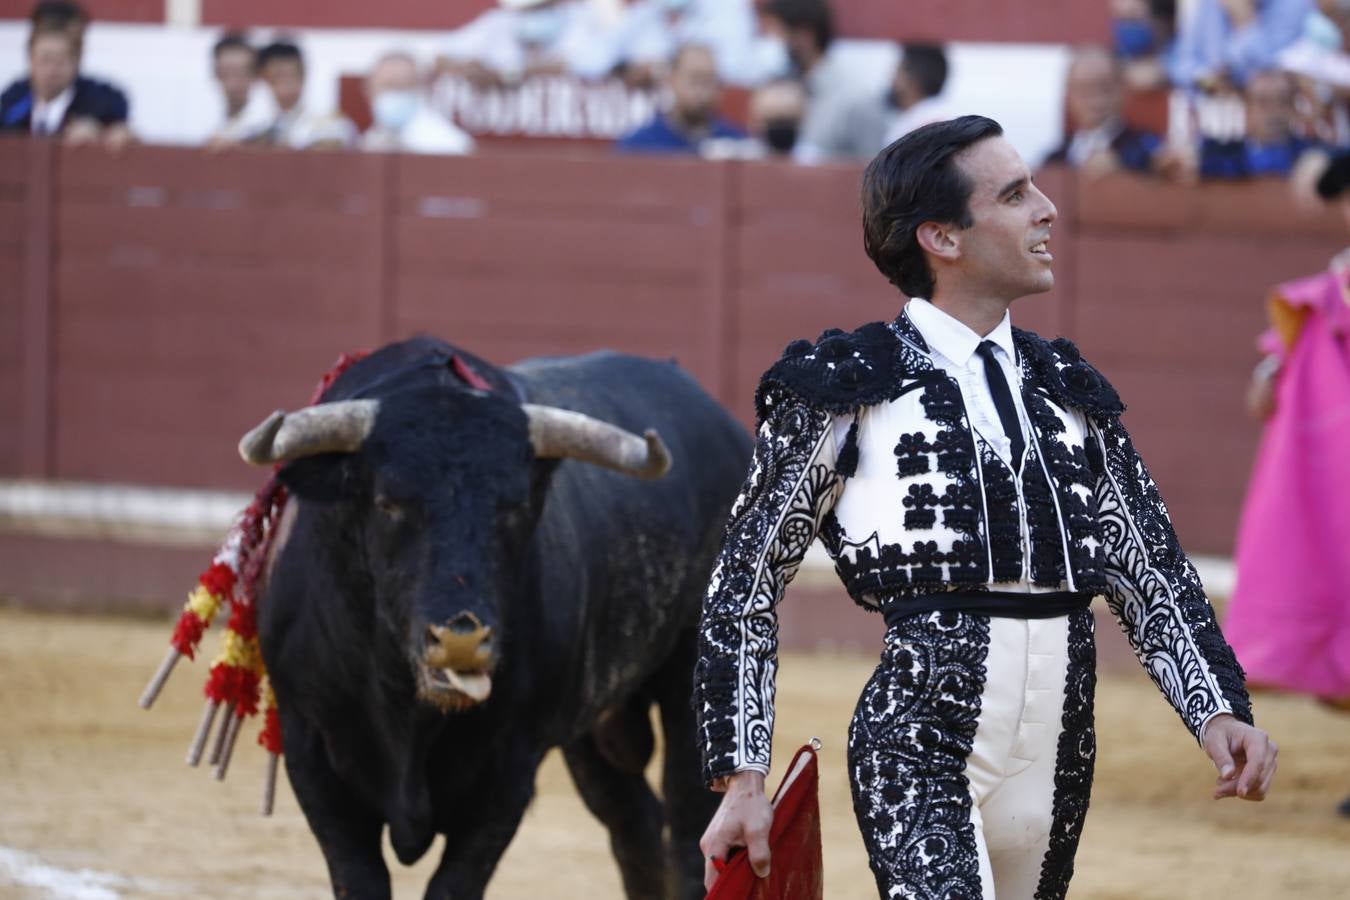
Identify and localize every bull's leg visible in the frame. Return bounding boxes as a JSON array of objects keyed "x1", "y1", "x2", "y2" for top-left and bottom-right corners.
[
  {"x1": 422, "y1": 748, "x2": 540, "y2": 900},
  {"x1": 562, "y1": 731, "x2": 667, "y2": 900},
  {"x1": 653, "y1": 629, "x2": 721, "y2": 900},
  {"x1": 282, "y1": 713, "x2": 391, "y2": 899}
]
